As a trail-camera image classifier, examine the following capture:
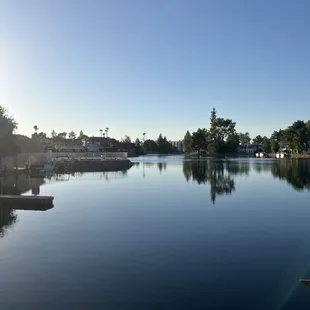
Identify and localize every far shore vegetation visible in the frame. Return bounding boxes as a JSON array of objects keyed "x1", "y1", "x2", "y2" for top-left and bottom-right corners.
[
  {"x1": 0, "y1": 105, "x2": 181, "y2": 158},
  {"x1": 1, "y1": 105, "x2": 310, "y2": 159},
  {"x1": 182, "y1": 108, "x2": 310, "y2": 156}
]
